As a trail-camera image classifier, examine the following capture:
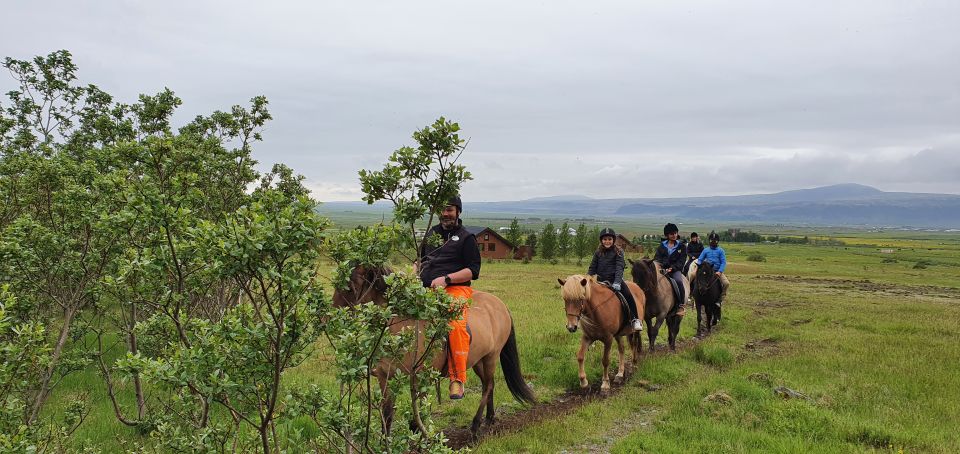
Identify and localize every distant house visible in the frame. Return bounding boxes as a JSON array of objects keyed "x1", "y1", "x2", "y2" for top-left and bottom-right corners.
[
  {"x1": 615, "y1": 234, "x2": 642, "y2": 253},
  {"x1": 465, "y1": 226, "x2": 516, "y2": 259}
]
